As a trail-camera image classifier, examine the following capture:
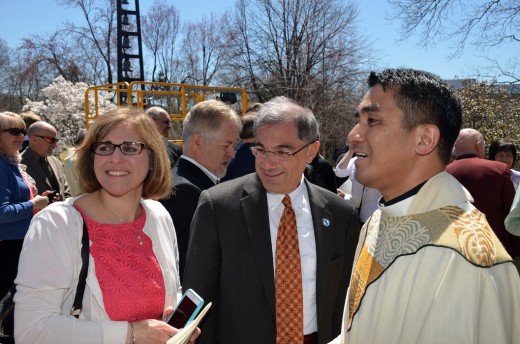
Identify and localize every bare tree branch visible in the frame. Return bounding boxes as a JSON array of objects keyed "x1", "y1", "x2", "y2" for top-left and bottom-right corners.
[{"x1": 388, "y1": 0, "x2": 520, "y2": 81}]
